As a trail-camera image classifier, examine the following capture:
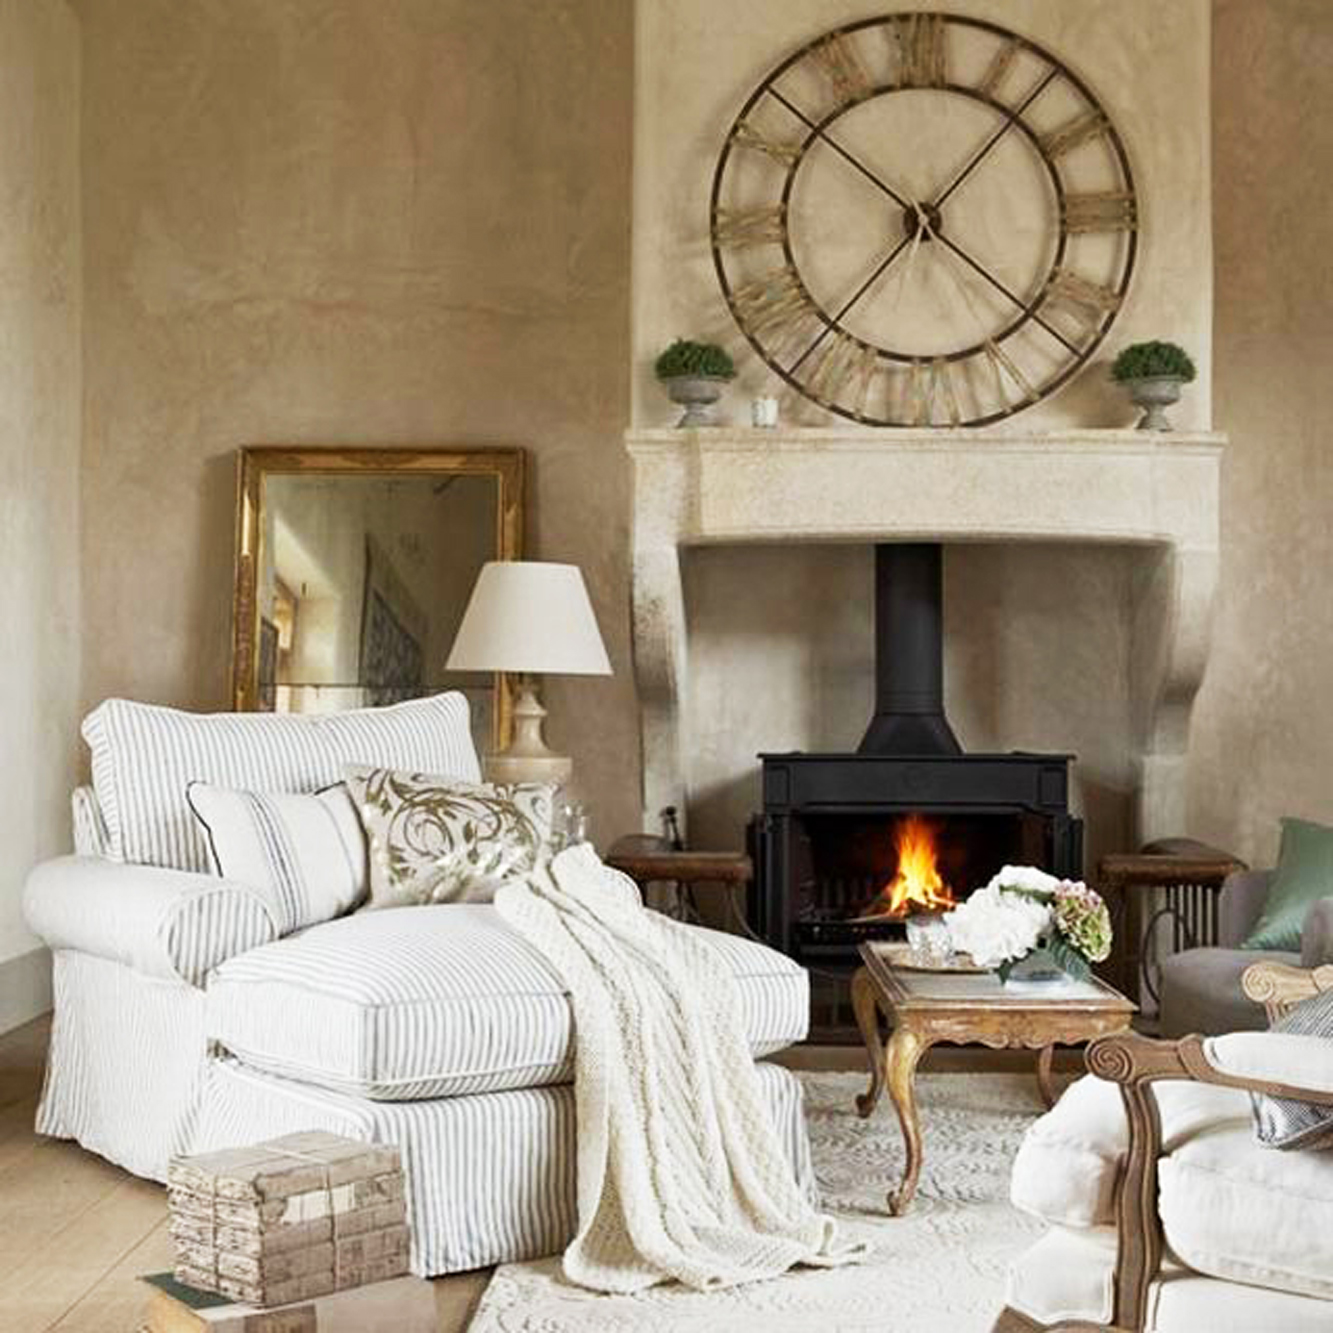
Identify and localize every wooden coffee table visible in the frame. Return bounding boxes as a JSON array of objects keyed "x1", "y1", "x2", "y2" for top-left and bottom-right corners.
[{"x1": 852, "y1": 941, "x2": 1135, "y2": 1215}]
